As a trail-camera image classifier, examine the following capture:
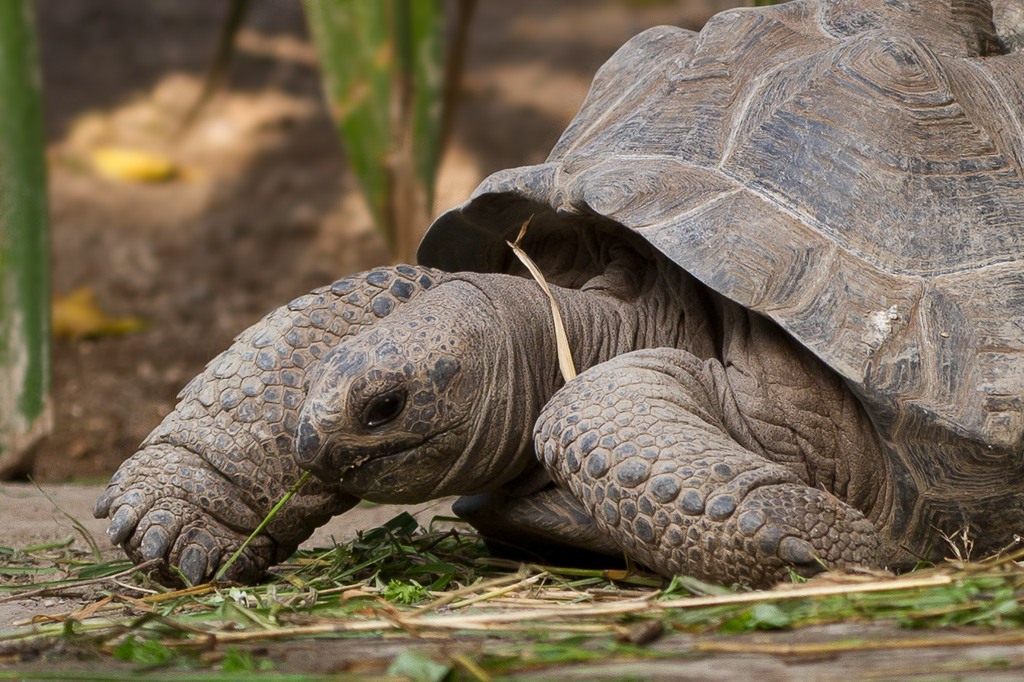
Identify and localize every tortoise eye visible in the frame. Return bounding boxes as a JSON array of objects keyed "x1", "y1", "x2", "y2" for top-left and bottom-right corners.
[{"x1": 363, "y1": 389, "x2": 407, "y2": 428}]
